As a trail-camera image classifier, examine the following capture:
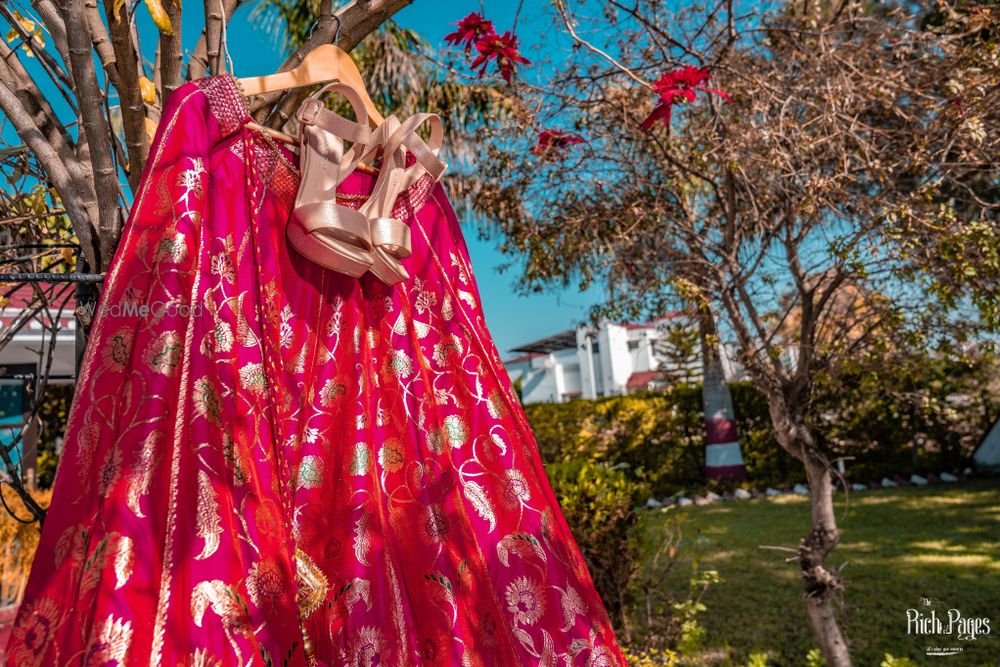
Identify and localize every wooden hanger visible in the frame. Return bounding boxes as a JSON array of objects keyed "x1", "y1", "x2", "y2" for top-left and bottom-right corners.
[{"x1": 238, "y1": 44, "x2": 384, "y2": 144}]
